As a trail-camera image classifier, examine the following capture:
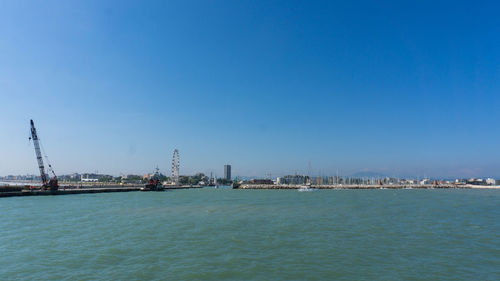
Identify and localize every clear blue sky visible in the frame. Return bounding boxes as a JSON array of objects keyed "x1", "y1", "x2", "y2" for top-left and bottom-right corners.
[{"x1": 1, "y1": 0, "x2": 499, "y2": 178}]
